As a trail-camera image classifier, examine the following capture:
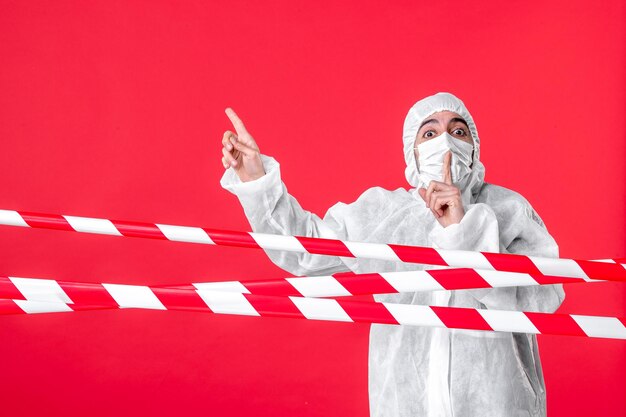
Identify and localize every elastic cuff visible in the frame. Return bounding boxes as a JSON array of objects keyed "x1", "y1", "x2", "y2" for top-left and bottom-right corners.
[{"x1": 219, "y1": 154, "x2": 282, "y2": 208}]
